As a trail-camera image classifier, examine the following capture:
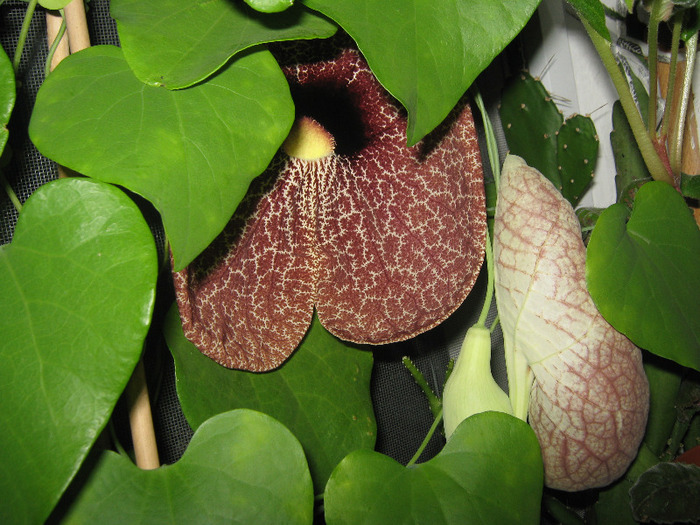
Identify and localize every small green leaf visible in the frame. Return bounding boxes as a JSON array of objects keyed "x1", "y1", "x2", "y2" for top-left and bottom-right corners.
[
  {"x1": 630, "y1": 462, "x2": 700, "y2": 523},
  {"x1": 302, "y1": 0, "x2": 540, "y2": 145},
  {"x1": 29, "y1": 45, "x2": 294, "y2": 270},
  {"x1": 324, "y1": 411, "x2": 543, "y2": 524},
  {"x1": 681, "y1": 172, "x2": 700, "y2": 198},
  {"x1": 566, "y1": 0, "x2": 611, "y2": 40},
  {"x1": 163, "y1": 305, "x2": 375, "y2": 494},
  {"x1": 111, "y1": 0, "x2": 336, "y2": 88},
  {"x1": 62, "y1": 410, "x2": 314, "y2": 525},
  {"x1": 0, "y1": 178, "x2": 157, "y2": 525},
  {"x1": 18, "y1": 0, "x2": 73, "y2": 9},
  {"x1": 244, "y1": 0, "x2": 294, "y2": 13},
  {"x1": 586, "y1": 181, "x2": 700, "y2": 370}
]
